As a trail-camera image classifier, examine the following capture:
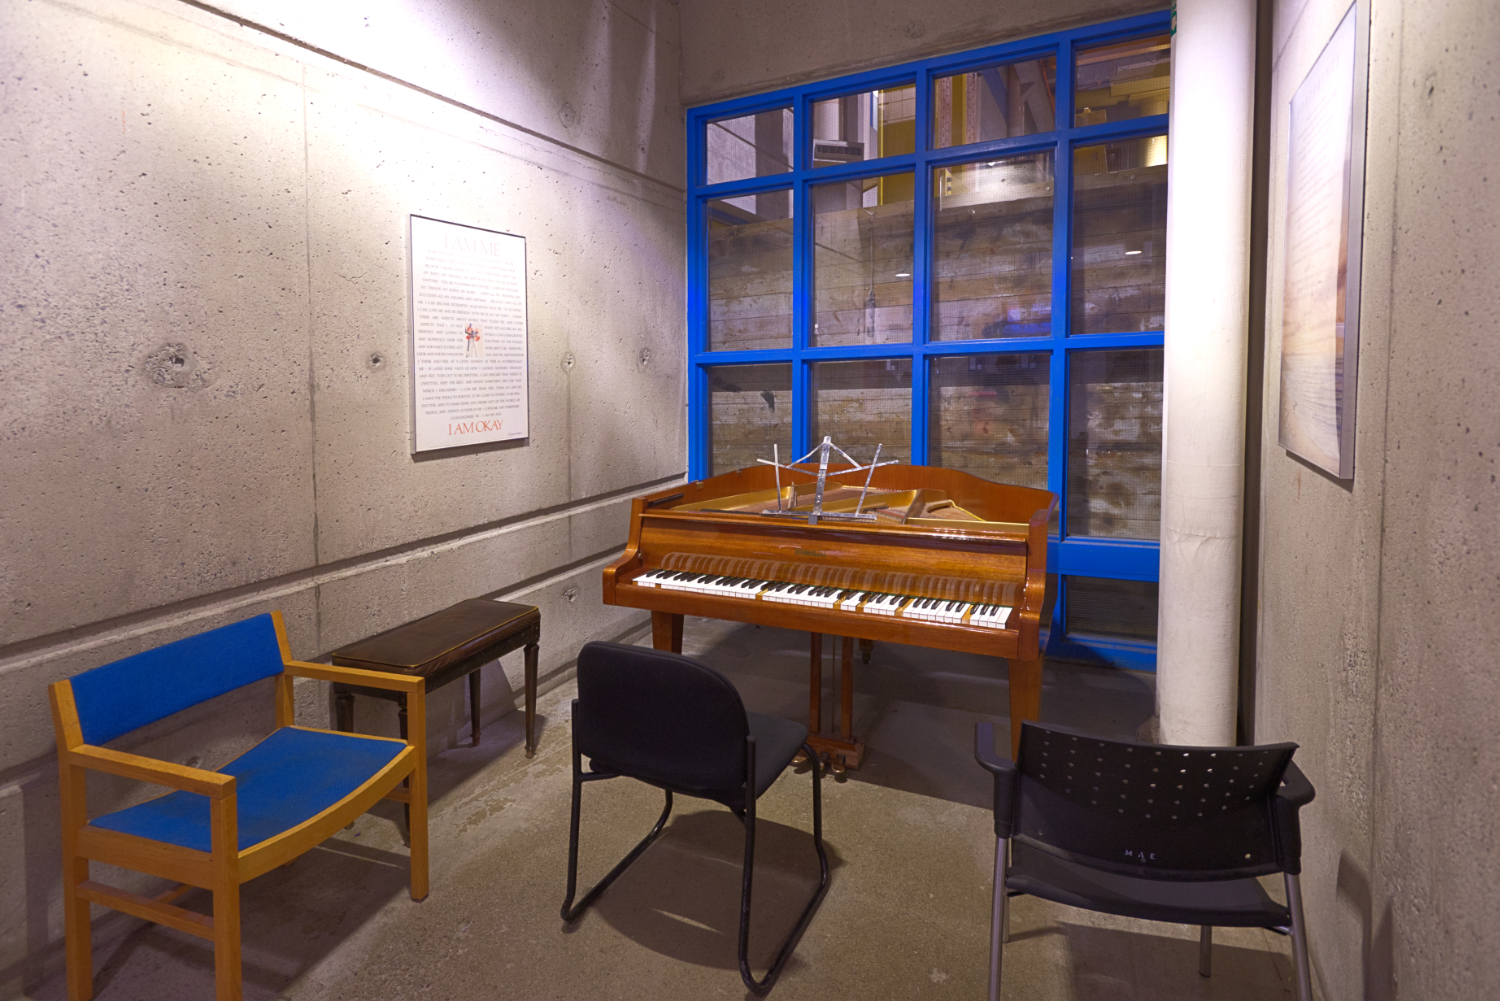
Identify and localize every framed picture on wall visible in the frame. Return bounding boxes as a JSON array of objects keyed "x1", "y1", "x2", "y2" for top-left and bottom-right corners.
[
  {"x1": 407, "y1": 215, "x2": 529, "y2": 453},
  {"x1": 1278, "y1": 1, "x2": 1369, "y2": 479}
]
